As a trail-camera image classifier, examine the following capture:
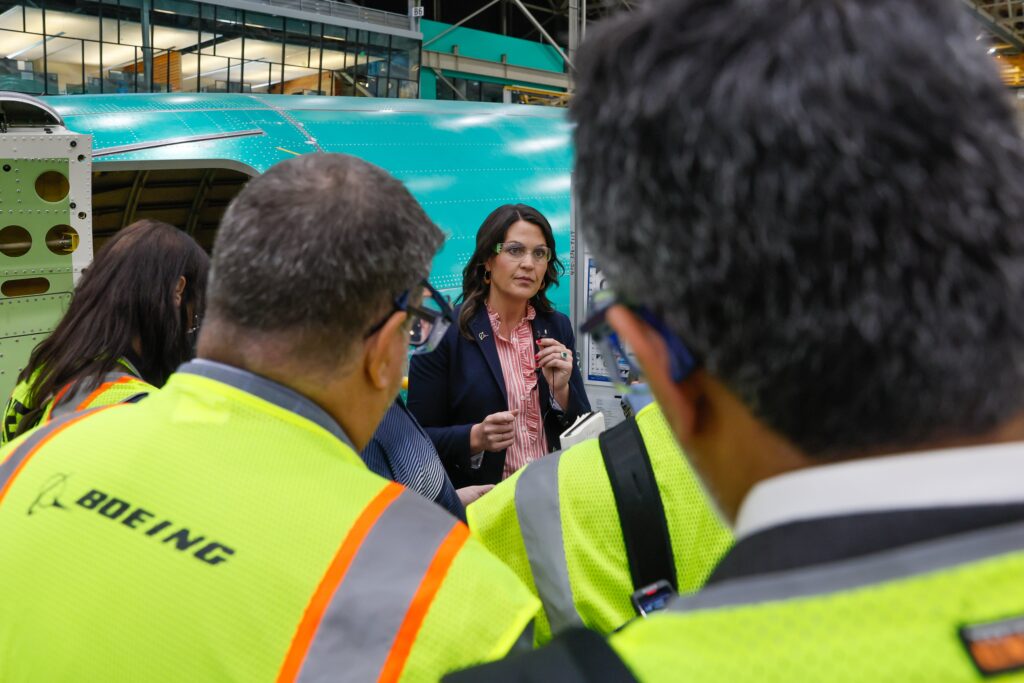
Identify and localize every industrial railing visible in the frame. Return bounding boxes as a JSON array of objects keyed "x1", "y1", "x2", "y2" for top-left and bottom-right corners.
[{"x1": 243, "y1": 0, "x2": 412, "y2": 31}]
